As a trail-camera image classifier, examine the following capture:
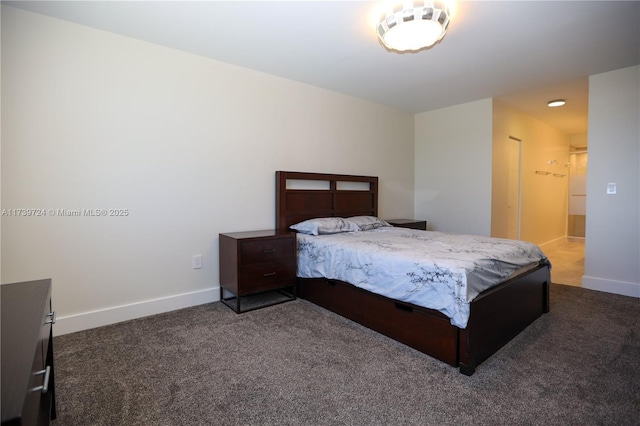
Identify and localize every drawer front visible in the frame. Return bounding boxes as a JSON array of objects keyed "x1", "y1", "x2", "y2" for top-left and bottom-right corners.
[
  {"x1": 240, "y1": 238, "x2": 294, "y2": 265},
  {"x1": 36, "y1": 295, "x2": 55, "y2": 425},
  {"x1": 40, "y1": 296, "x2": 53, "y2": 373},
  {"x1": 298, "y1": 279, "x2": 363, "y2": 324},
  {"x1": 239, "y1": 261, "x2": 296, "y2": 293},
  {"x1": 22, "y1": 342, "x2": 45, "y2": 426},
  {"x1": 361, "y1": 295, "x2": 457, "y2": 366}
]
